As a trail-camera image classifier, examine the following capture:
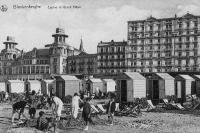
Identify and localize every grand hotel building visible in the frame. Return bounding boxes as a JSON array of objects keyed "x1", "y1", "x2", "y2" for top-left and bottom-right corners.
[
  {"x1": 127, "y1": 13, "x2": 200, "y2": 73},
  {"x1": 97, "y1": 13, "x2": 200, "y2": 76}
]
